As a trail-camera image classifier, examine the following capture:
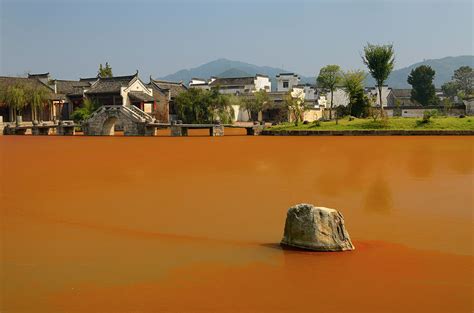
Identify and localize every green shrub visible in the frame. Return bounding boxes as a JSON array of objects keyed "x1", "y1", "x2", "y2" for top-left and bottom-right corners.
[
  {"x1": 312, "y1": 120, "x2": 321, "y2": 127},
  {"x1": 421, "y1": 109, "x2": 439, "y2": 123},
  {"x1": 71, "y1": 98, "x2": 100, "y2": 123}
]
